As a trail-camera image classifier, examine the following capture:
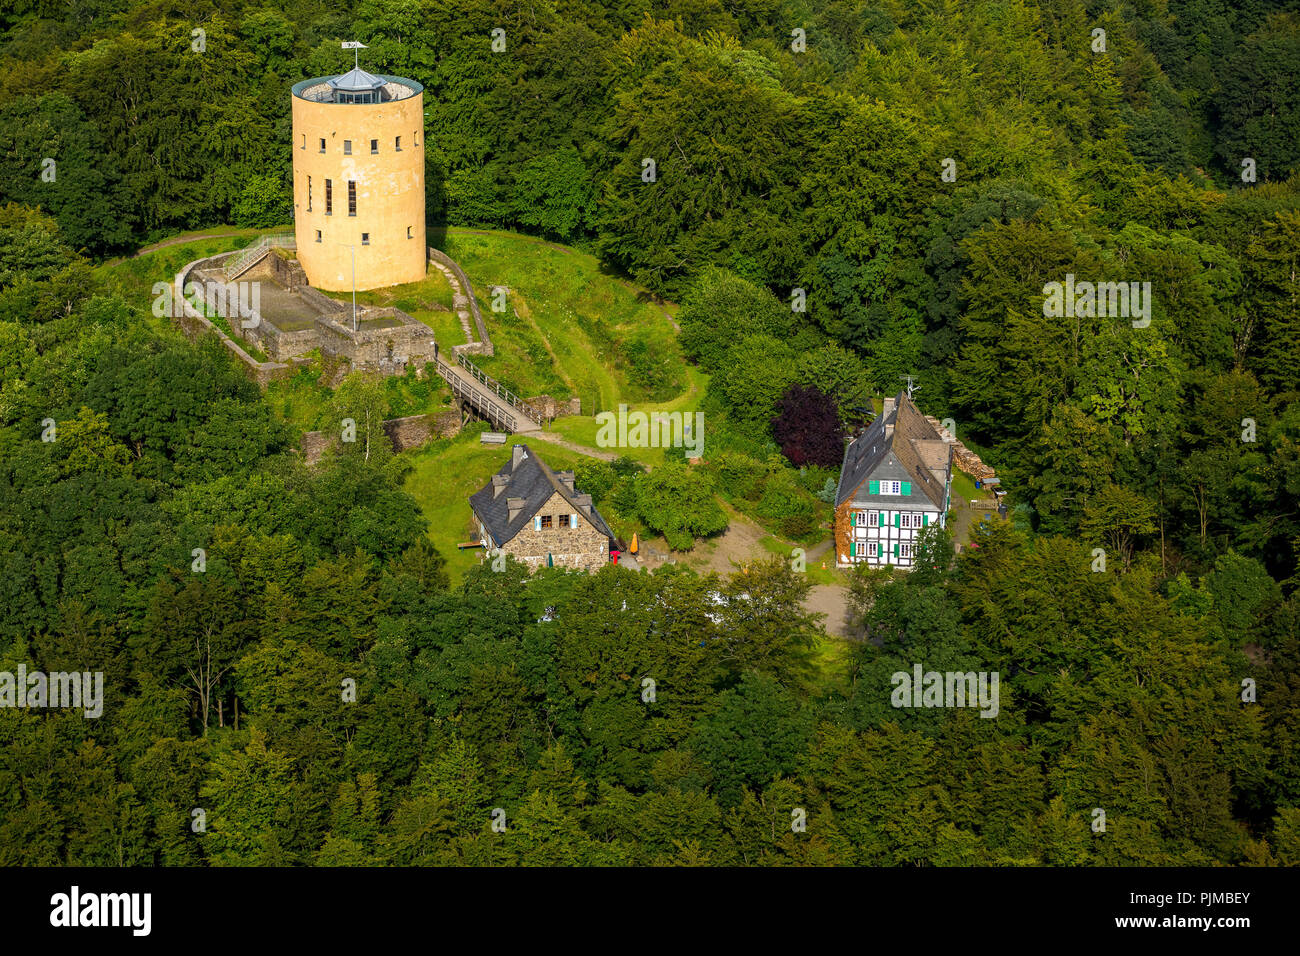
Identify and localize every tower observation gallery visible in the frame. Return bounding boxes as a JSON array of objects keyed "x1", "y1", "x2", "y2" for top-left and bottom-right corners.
[{"x1": 291, "y1": 68, "x2": 425, "y2": 291}]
